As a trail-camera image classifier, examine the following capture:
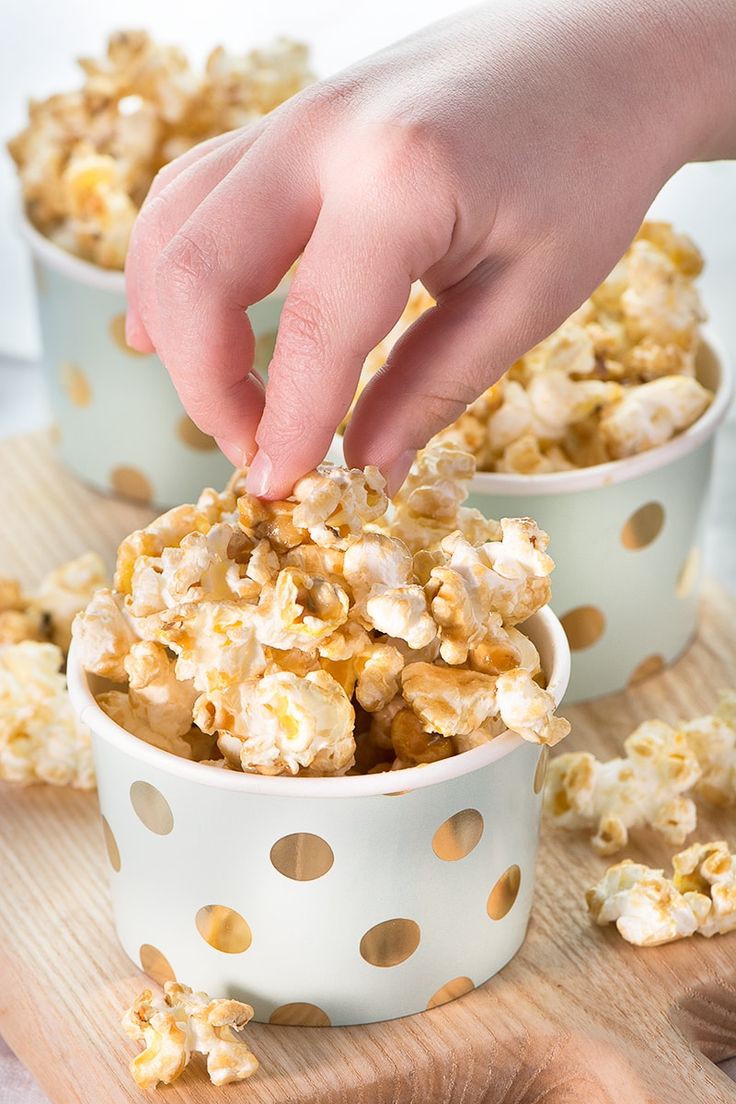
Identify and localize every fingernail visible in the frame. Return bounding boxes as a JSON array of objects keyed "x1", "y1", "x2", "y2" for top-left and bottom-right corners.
[
  {"x1": 246, "y1": 449, "x2": 273, "y2": 497},
  {"x1": 215, "y1": 438, "x2": 245, "y2": 467},
  {"x1": 386, "y1": 450, "x2": 416, "y2": 496}
]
